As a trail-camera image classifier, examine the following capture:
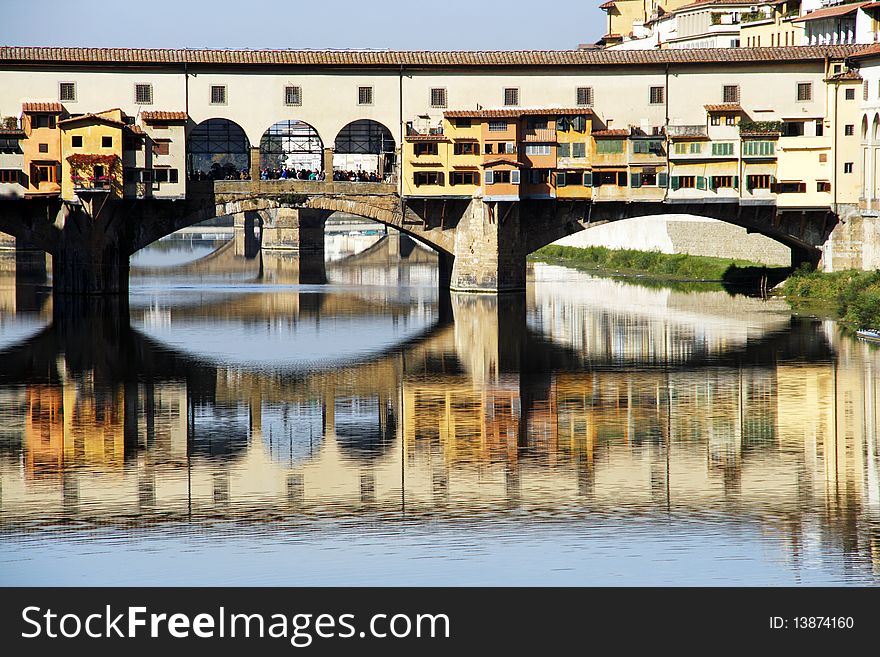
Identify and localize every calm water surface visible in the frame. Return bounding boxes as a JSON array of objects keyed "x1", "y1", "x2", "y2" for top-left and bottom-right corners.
[{"x1": 0, "y1": 233, "x2": 878, "y2": 586}]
